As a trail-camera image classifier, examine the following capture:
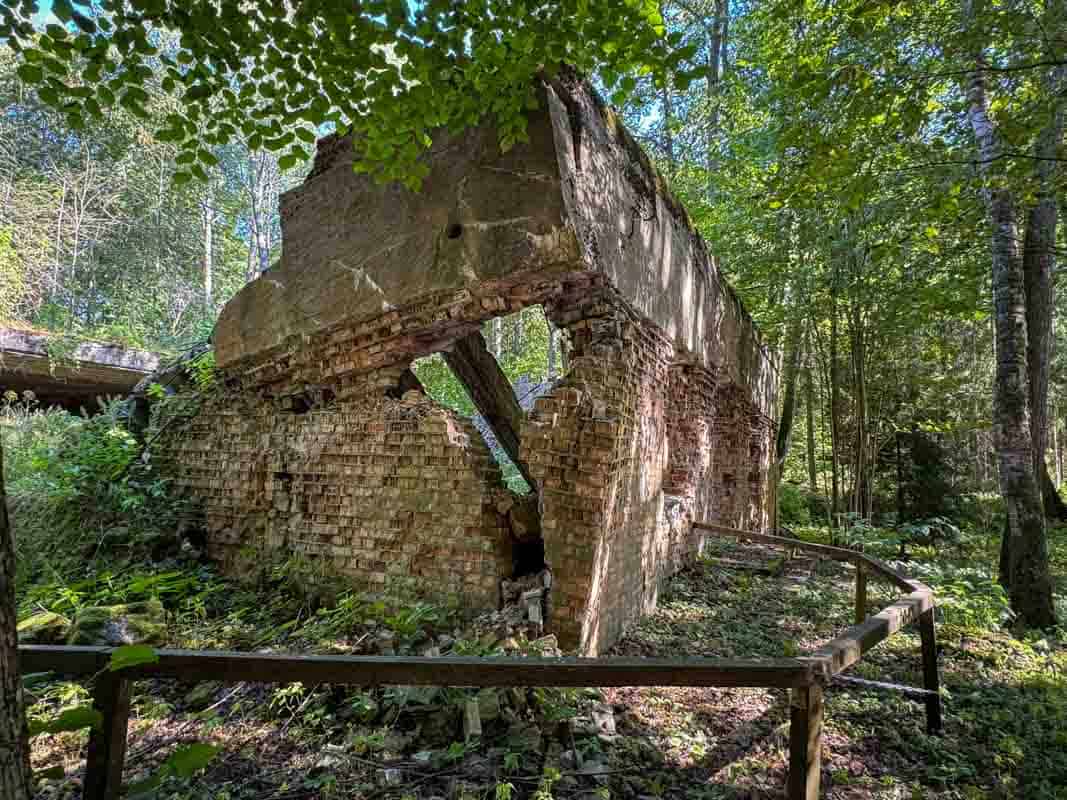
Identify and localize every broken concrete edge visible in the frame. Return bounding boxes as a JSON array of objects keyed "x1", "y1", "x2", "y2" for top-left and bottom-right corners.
[
  {"x1": 544, "y1": 70, "x2": 776, "y2": 375},
  {"x1": 0, "y1": 328, "x2": 161, "y2": 375},
  {"x1": 212, "y1": 74, "x2": 776, "y2": 422}
]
